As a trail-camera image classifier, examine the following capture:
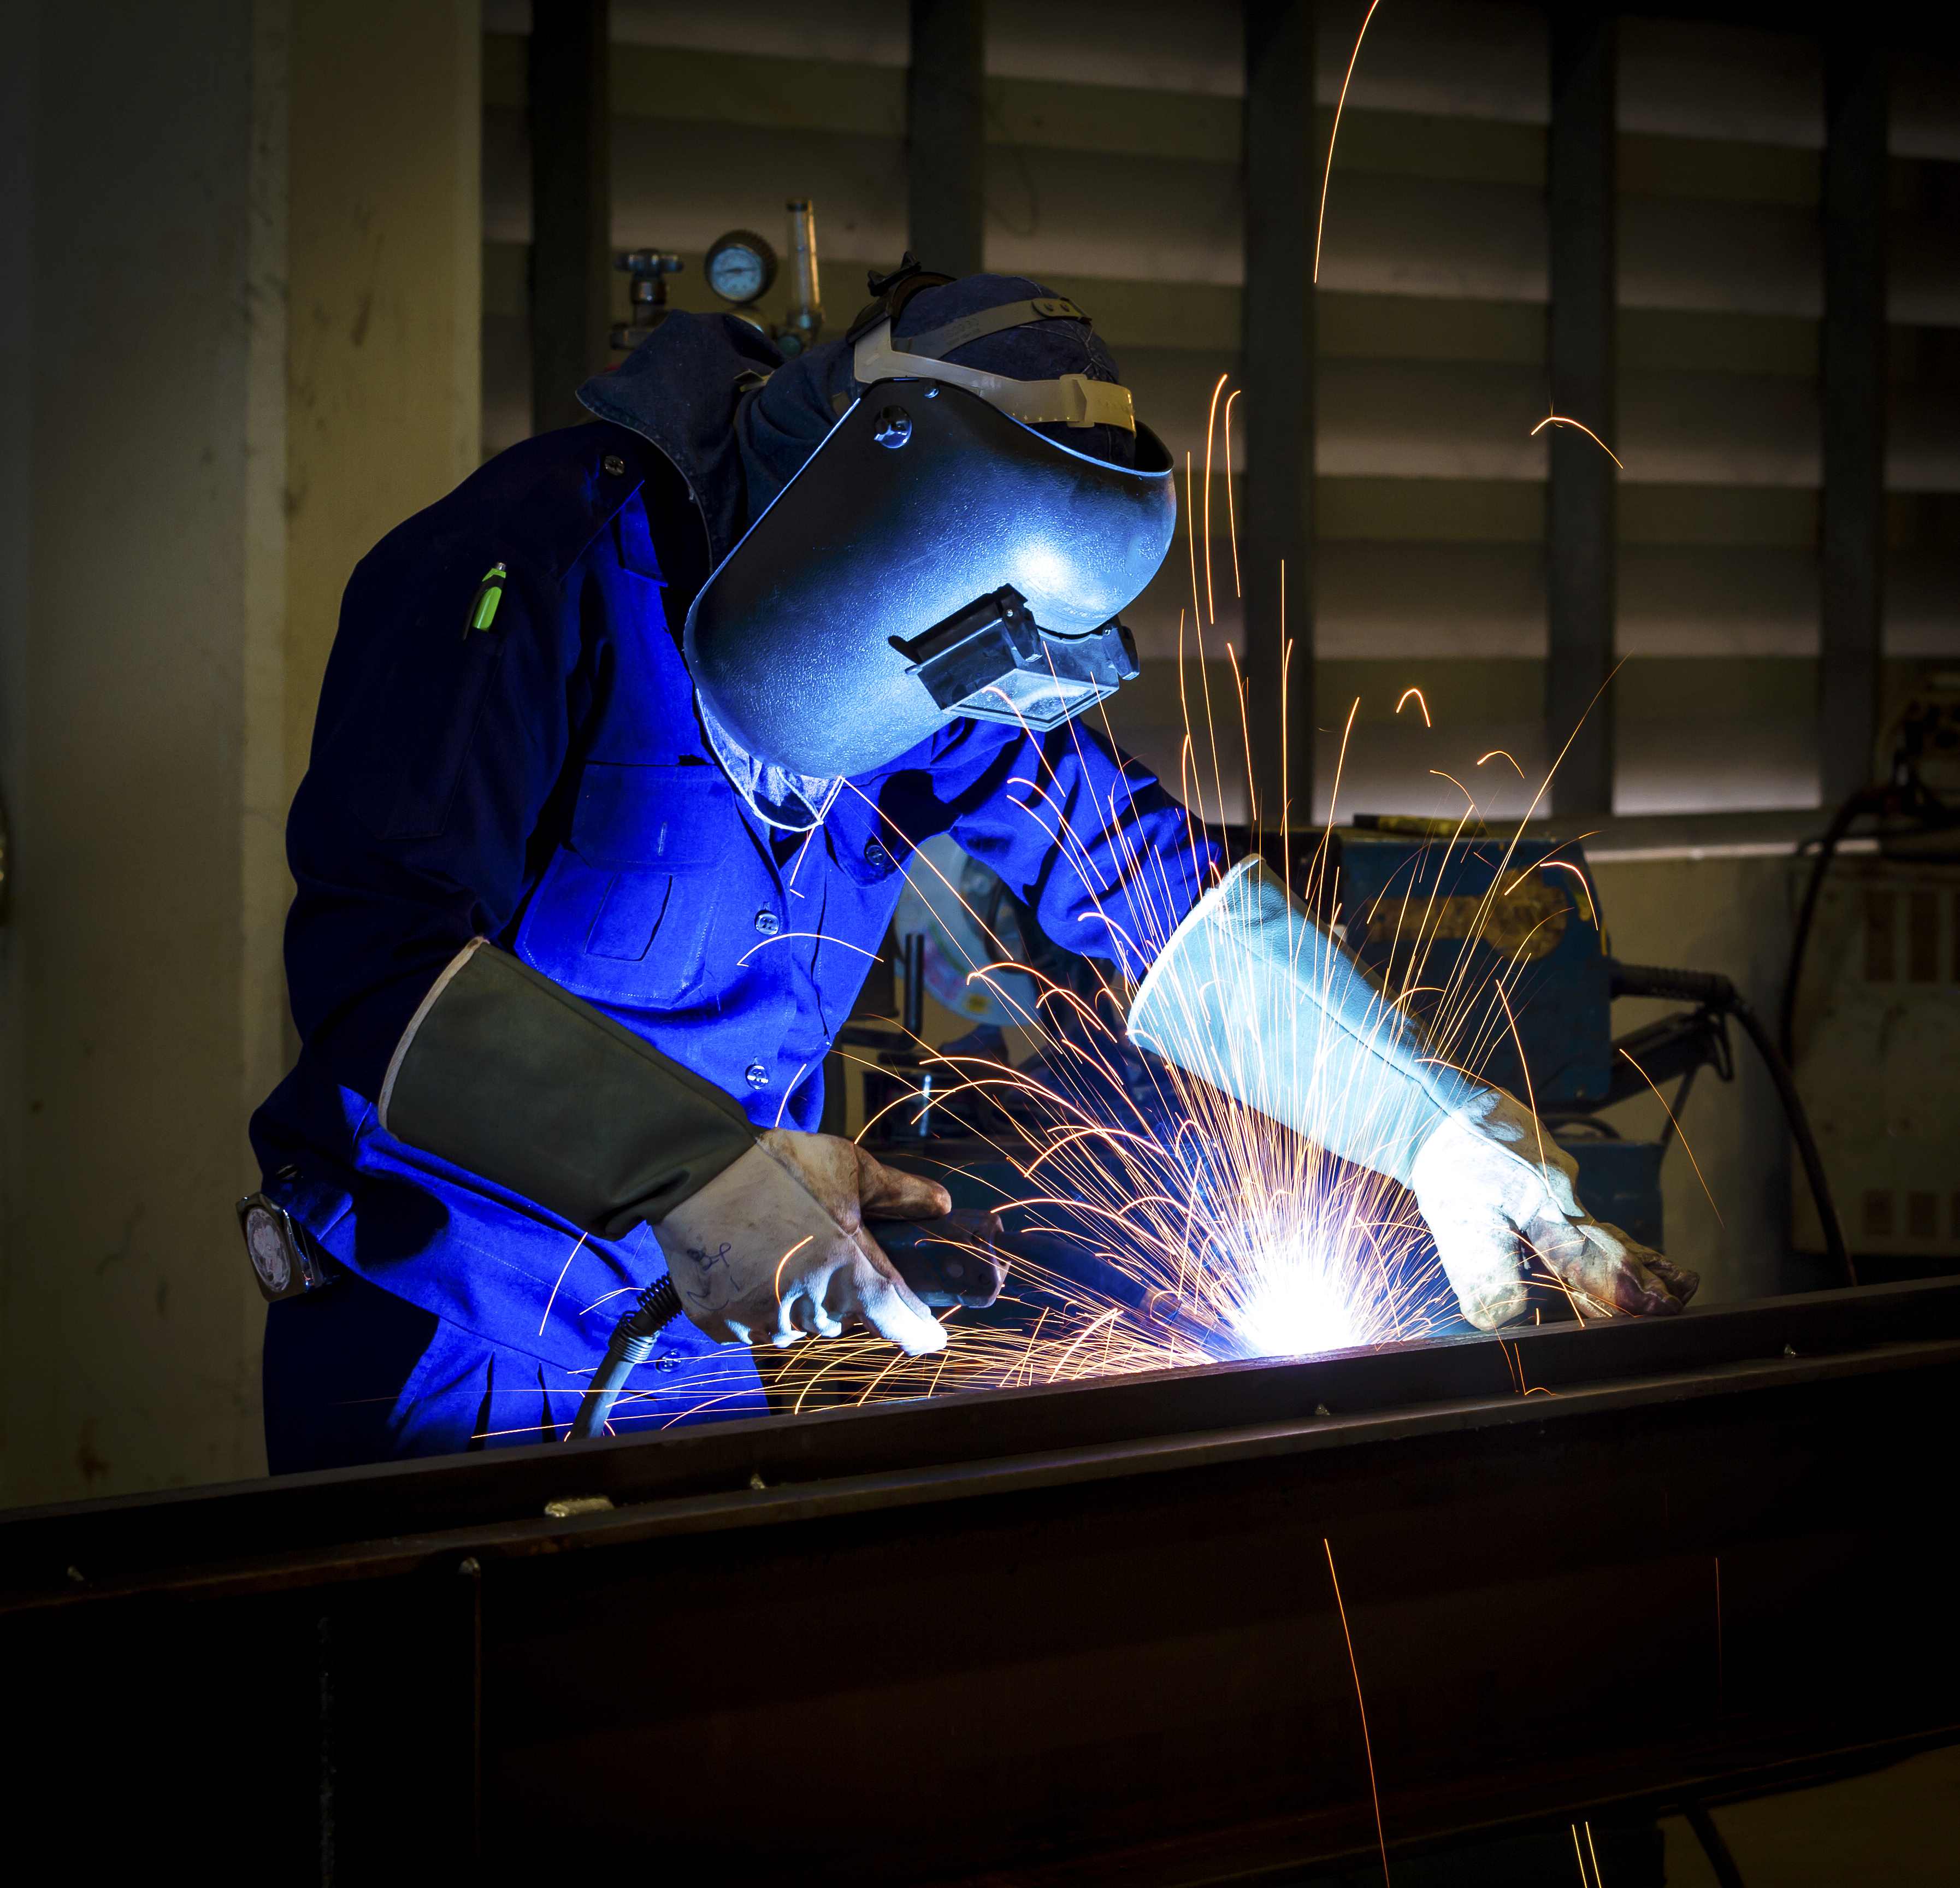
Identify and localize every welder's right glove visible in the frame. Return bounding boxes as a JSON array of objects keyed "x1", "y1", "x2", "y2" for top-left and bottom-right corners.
[
  {"x1": 656, "y1": 1130, "x2": 950, "y2": 1353},
  {"x1": 1126, "y1": 857, "x2": 1697, "y2": 1330},
  {"x1": 379, "y1": 938, "x2": 948, "y2": 1354}
]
